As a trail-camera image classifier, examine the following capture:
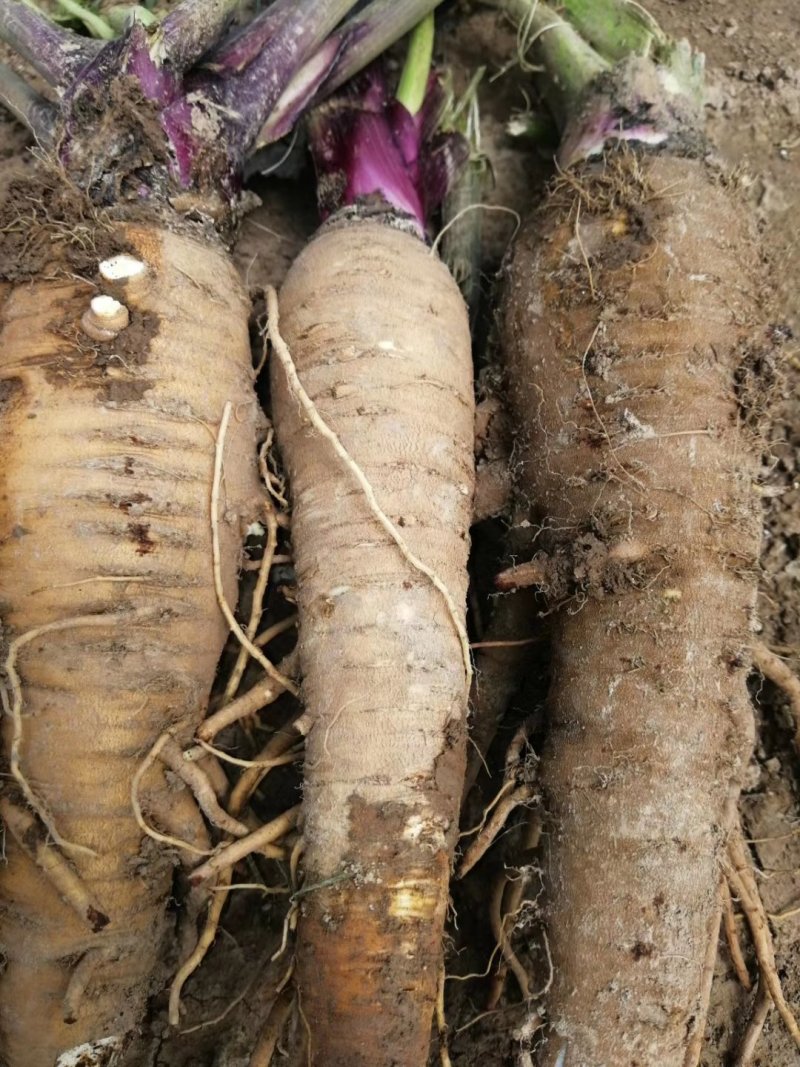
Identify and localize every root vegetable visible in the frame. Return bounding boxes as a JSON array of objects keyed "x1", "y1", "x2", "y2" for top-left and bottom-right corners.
[
  {"x1": 268, "y1": 35, "x2": 474, "y2": 1064},
  {"x1": 270, "y1": 236, "x2": 473, "y2": 1062},
  {"x1": 507, "y1": 153, "x2": 761, "y2": 1067},
  {"x1": 491, "y1": 1, "x2": 771, "y2": 1063},
  {"x1": 0, "y1": 227, "x2": 264, "y2": 1065},
  {"x1": 0, "y1": 2, "x2": 443, "y2": 1060}
]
